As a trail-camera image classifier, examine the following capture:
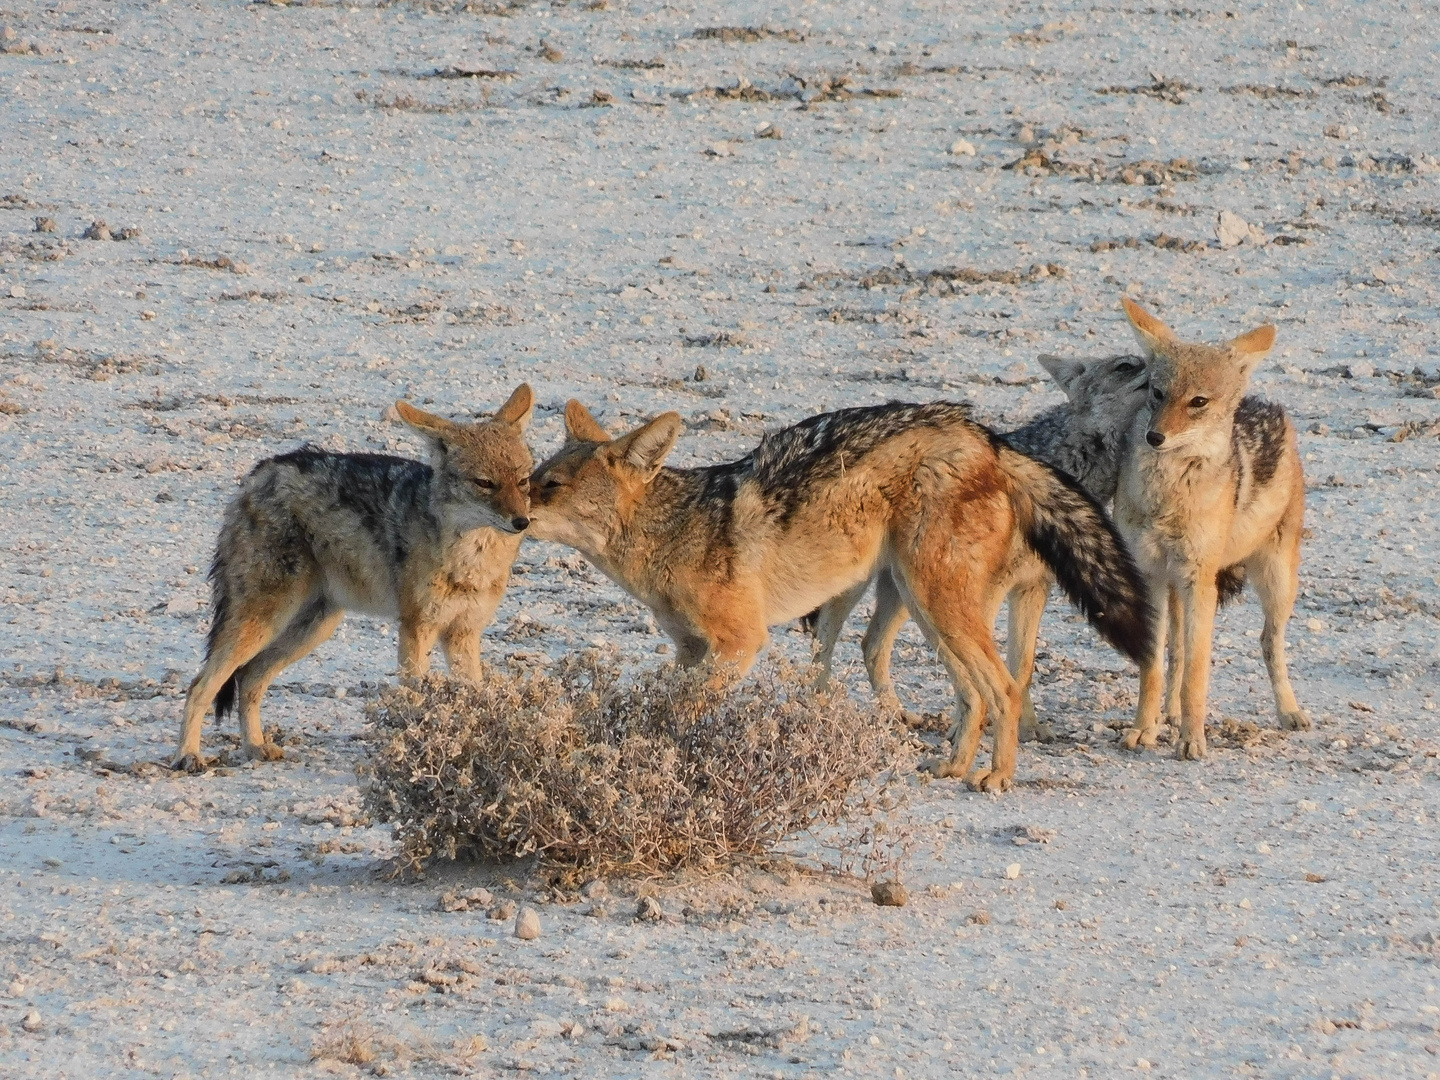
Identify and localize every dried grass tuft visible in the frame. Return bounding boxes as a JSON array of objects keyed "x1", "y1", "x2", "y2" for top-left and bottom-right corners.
[{"x1": 361, "y1": 654, "x2": 906, "y2": 882}]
